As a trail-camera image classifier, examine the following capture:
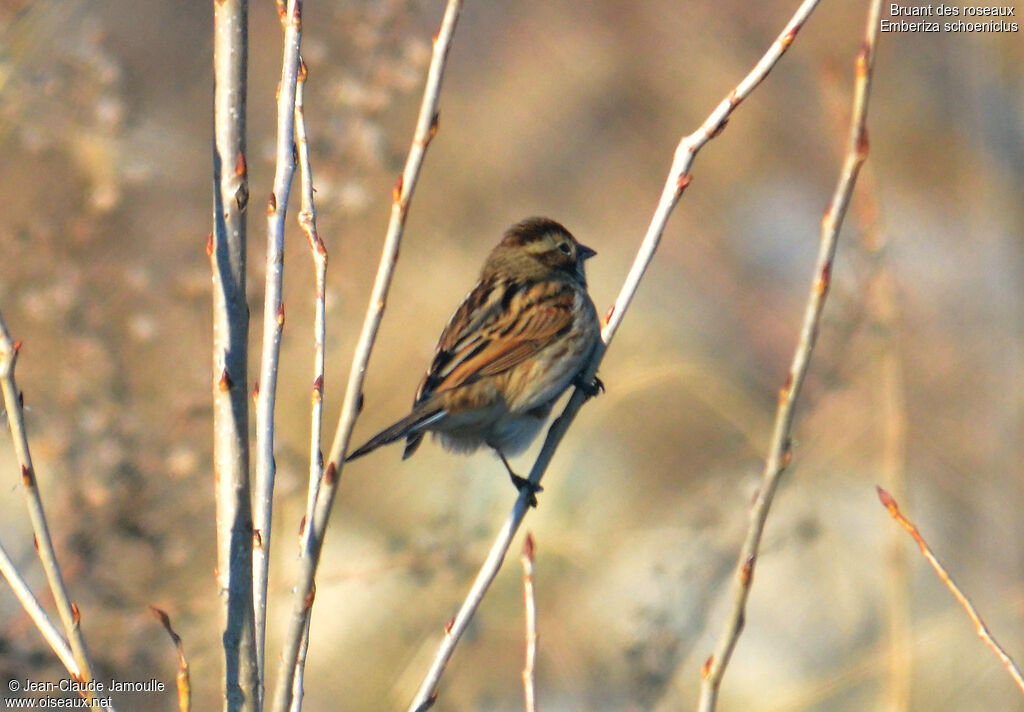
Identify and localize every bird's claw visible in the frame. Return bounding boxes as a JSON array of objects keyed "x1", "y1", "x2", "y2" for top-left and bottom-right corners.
[
  {"x1": 509, "y1": 473, "x2": 543, "y2": 508},
  {"x1": 575, "y1": 374, "x2": 605, "y2": 399}
]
